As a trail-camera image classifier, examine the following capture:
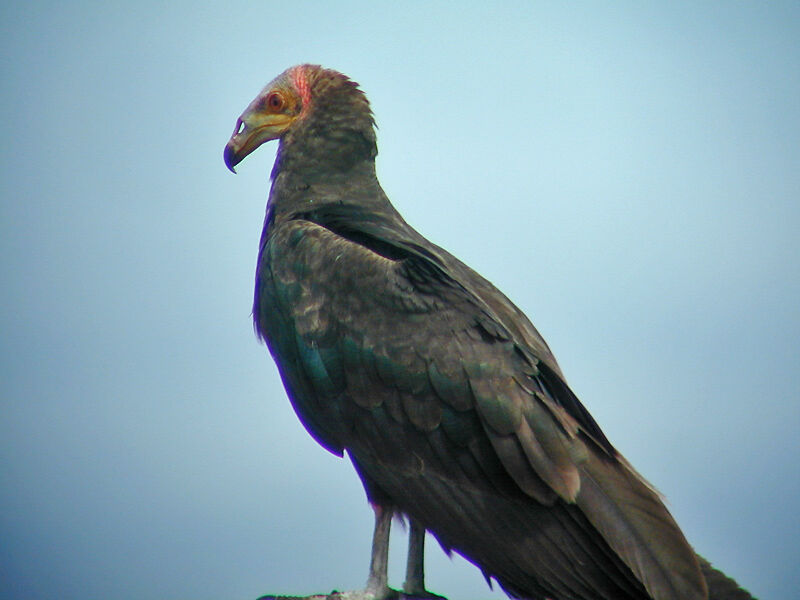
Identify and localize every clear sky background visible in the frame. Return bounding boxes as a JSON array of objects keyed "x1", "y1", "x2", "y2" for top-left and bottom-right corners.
[{"x1": 2, "y1": 2, "x2": 798, "y2": 599}]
